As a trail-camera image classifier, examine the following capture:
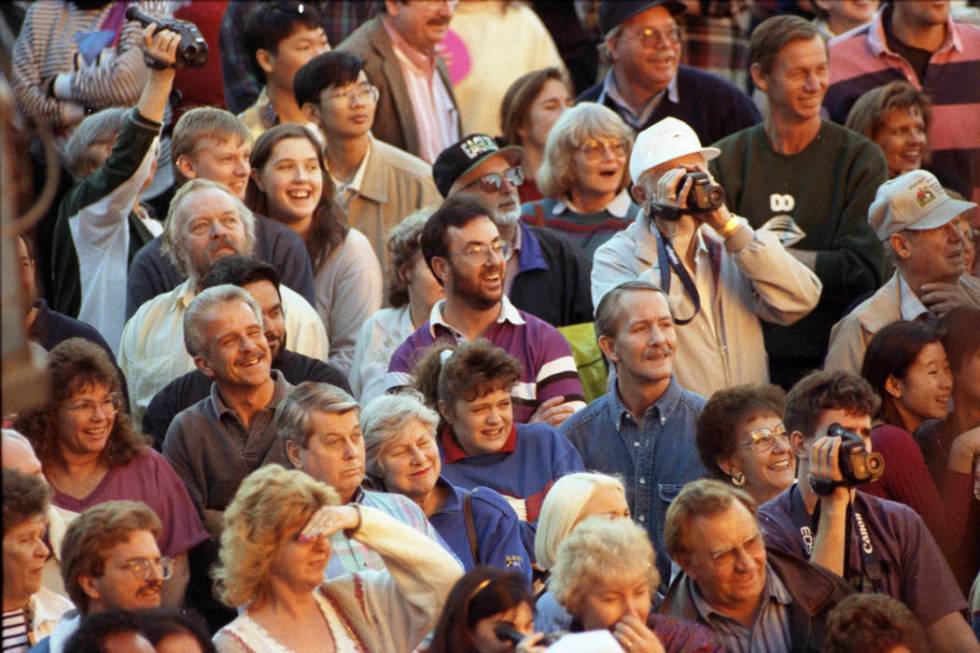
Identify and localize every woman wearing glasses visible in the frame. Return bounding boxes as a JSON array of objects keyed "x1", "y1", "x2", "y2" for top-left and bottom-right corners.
[
  {"x1": 13, "y1": 338, "x2": 208, "y2": 608},
  {"x1": 695, "y1": 384, "x2": 795, "y2": 505},
  {"x1": 522, "y1": 102, "x2": 639, "y2": 258},
  {"x1": 246, "y1": 123, "x2": 383, "y2": 375}
]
